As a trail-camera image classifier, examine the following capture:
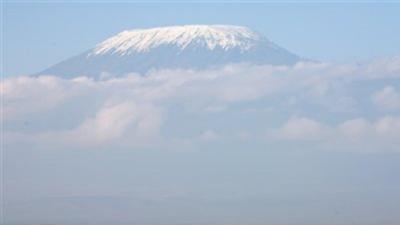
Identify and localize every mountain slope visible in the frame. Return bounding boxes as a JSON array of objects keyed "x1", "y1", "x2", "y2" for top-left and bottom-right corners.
[{"x1": 39, "y1": 25, "x2": 300, "y2": 78}]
